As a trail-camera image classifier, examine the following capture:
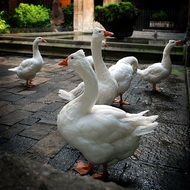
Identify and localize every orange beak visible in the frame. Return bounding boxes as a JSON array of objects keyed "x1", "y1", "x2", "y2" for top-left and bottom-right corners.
[
  {"x1": 58, "y1": 58, "x2": 68, "y2": 66},
  {"x1": 104, "y1": 30, "x2": 114, "y2": 37},
  {"x1": 176, "y1": 40, "x2": 183, "y2": 45}
]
